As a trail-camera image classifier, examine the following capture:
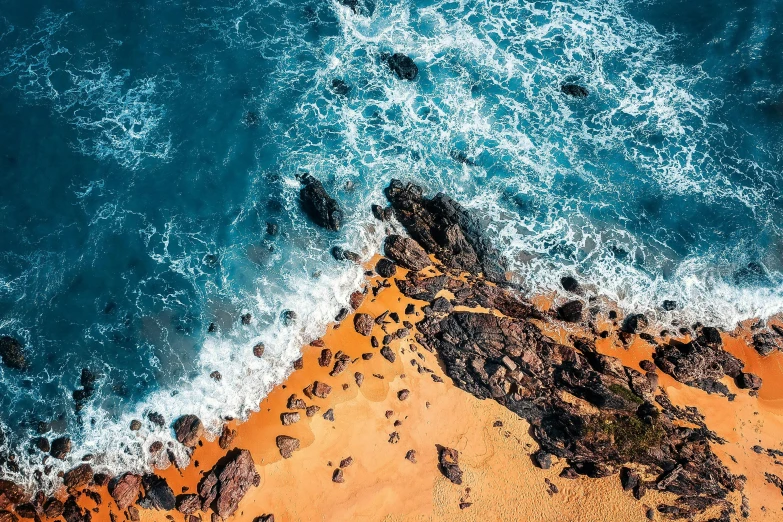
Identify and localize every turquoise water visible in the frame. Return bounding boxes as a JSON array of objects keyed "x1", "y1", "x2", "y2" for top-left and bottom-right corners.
[{"x1": 0, "y1": 0, "x2": 781, "y2": 486}]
